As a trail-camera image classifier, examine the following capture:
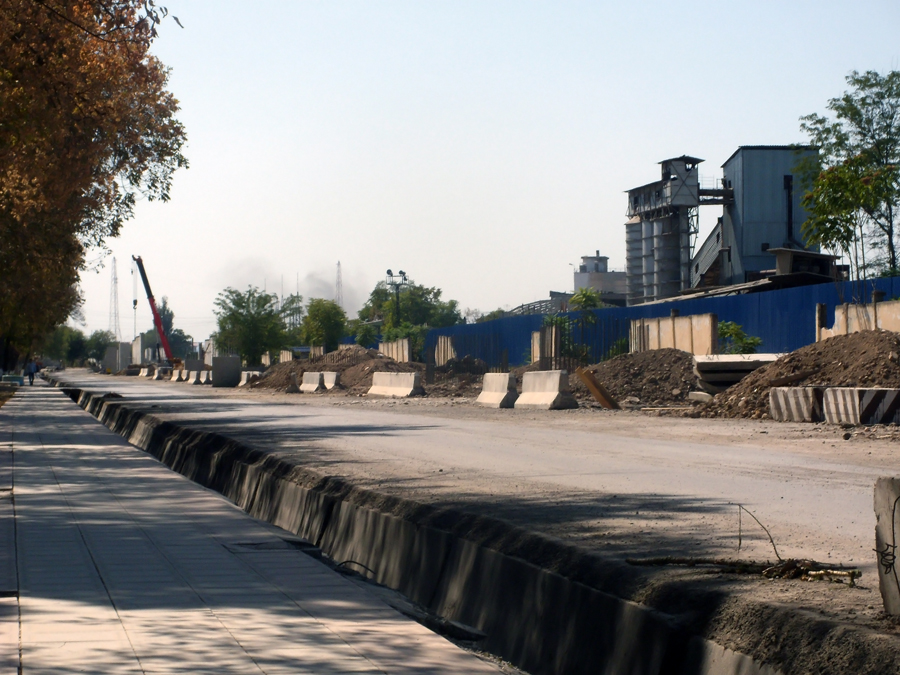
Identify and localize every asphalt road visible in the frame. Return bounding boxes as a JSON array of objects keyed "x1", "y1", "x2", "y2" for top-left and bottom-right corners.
[{"x1": 50, "y1": 370, "x2": 884, "y2": 581}]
